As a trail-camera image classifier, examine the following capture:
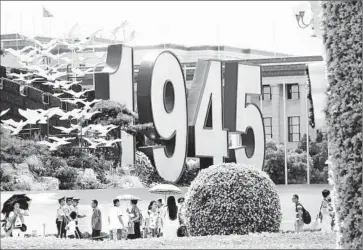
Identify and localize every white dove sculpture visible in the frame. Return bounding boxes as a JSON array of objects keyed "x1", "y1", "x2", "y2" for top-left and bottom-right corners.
[
  {"x1": 76, "y1": 99, "x2": 101, "y2": 110},
  {"x1": 53, "y1": 124, "x2": 80, "y2": 134},
  {"x1": 59, "y1": 108, "x2": 83, "y2": 120},
  {"x1": 82, "y1": 137, "x2": 103, "y2": 149},
  {"x1": 85, "y1": 124, "x2": 118, "y2": 137},
  {"x1": 59, "y1": 80, "x2": 82, "y2": 90},
  {"x1": 97, "y1": 138, "x2": 122, "y2": 147},
  {"x1": 37, "y1": 139, "x2": 71, "y2": 151},
  {"x1": 61, "y1": 98, "x2": 86, "y2": 105},
  {"x1": 63, "y1": 89, "x2": 93, "y2": 99},
  {"x1": 18, "y1": 108, "x2": 43, "y2": 125},
  {"x1": 37, "y1": 71, "x2": 68, "y2": 82},
  {"x1": 1, "y1": 119, "x2": 28, "y2": 135},
  {"x1": 8, "y1": 72, "x2": 34, "y2": 79},
  {"x1": 40, "y1": 107, "x2": 67, "y2": 120},
  {"x1": 48, "y1": 136, "x2": 76, "y2": 143},
  {"x1": 0, "y1": 108, "x2": 10, "y2": 117}
]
